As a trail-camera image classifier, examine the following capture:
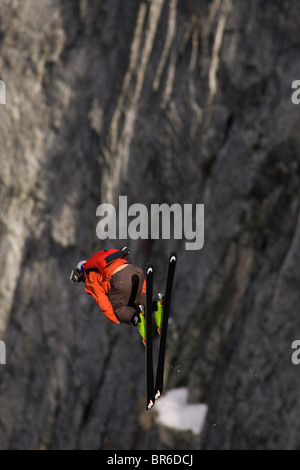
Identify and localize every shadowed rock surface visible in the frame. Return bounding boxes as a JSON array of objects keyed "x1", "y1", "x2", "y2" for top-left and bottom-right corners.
[{"x1": 0, "y1": 0, "x2": 299, "y2": 450}]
